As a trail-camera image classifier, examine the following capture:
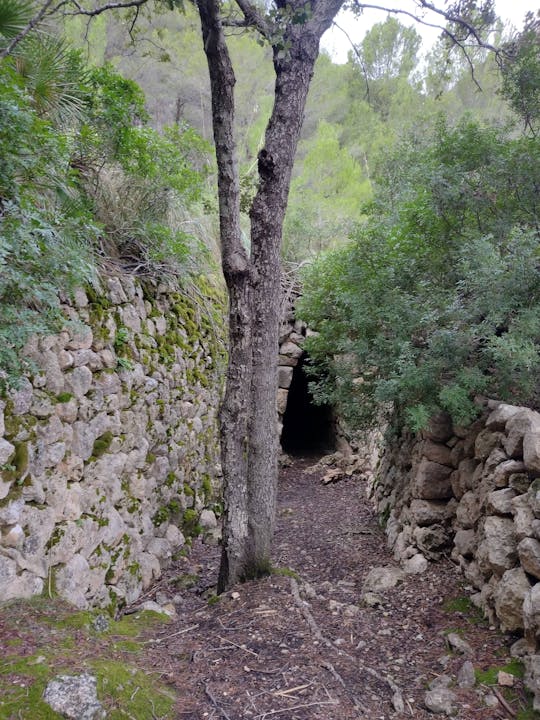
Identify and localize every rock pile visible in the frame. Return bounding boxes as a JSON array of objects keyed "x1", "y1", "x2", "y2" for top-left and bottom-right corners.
[{"x1": 371, "y1": 400, "x2": 540, "y2": 709}]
